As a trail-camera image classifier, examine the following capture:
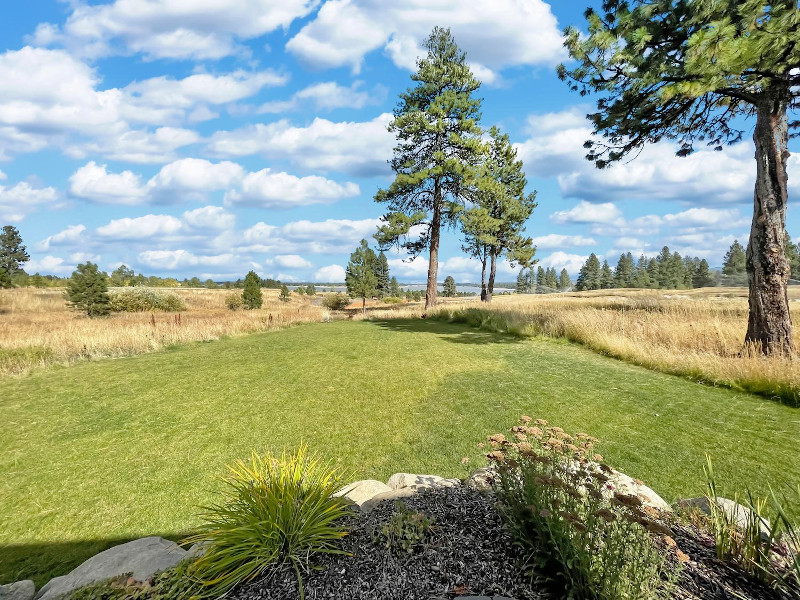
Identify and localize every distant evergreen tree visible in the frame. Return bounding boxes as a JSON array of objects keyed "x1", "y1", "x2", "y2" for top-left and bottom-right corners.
[
  {"x1": 516, "y1": 269, "x2": 528, "y2": 293},
  {"x1": 559, "y1": 268, "x2": 571, "y2": 290},
  {"x1": 374, "y1": 251, "x2": 390, "y2": 297},
  {"x1": 693, "y1": 259, "x2": 715, "y2": 288},
  {"x1": 786, "y1": 235, "x2": 800, "y2": 279},
  {"x1": 544, "y1": 267, "x2": 559, "y2": 289},
  {"x1": 646, "y1": 258, "x2": 660, "y2": 288},
  {"x1": 443, "y1": 276, "x2": 457, "y2": 297},
  {"x1": 346, "y1": 239, "x2": 379, "y2": 313},
  {"x1": 389, "y1": 276, "x2": 402, "y2": 297},
  {"x1": 600, "y1": 260, "x2": 614, "y2": 289},
  {"x1": 241, "y1": 270, "x2": 263, "y2": 309},
  {"x1": 296, "y1": 286, "x2": 306, "y2": 295},
  {"x1": 306, "y1": 284, "x2": 316, "y2": 295},
  {"x1": 632, "y1": 256, "x2": 651, "y2": 288},
  {"x1": 205, "y1": 279, "x2": 219, "y2": 289},
  {"x1": 536, "y1": 266, "x2": 546, "y2": 288},
  {"x1": 576, "y1": 254, "x2": 601, "y2": 291},
  {"x1": 279, "y1": 284, "x2": 291, "y2": 302},
  {"x1": 722, "y1": 240, "x2": 747, "y2": 275},
  {"x1": 66, "y1": 262, "x2": 110, "y2": 317},
  {"x1": 613, "y1": 253, "x2": 635, "y2": 288}
]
